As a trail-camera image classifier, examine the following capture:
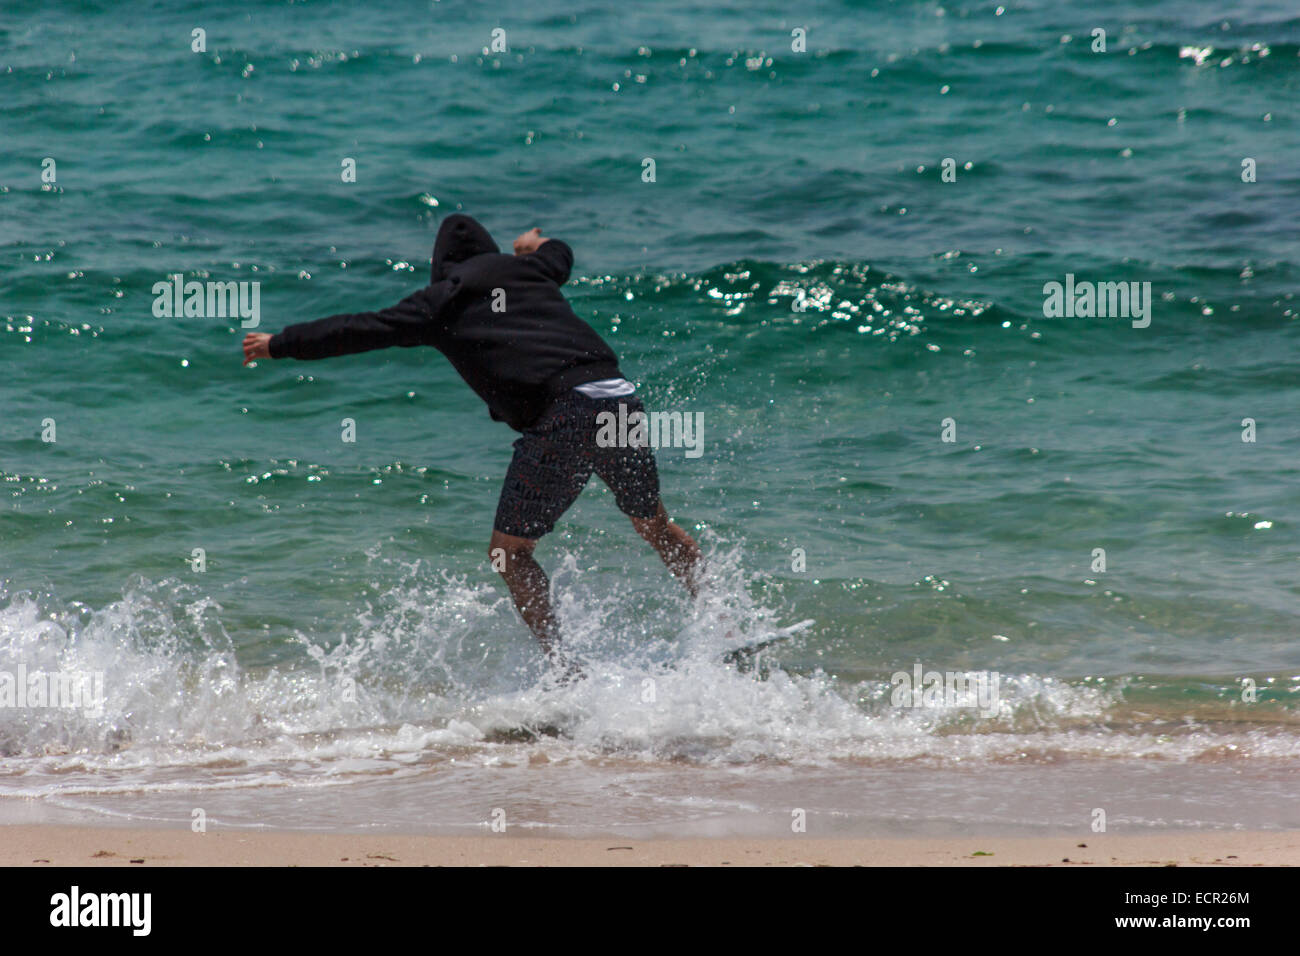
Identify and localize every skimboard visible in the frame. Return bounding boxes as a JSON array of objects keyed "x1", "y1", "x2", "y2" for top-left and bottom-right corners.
[
  {"x1": 719, "y1": 618, "x2": 814, "y2": 671},
  {"x1": 485, "y1": 723, "x2": 567, "y2": 744}
]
